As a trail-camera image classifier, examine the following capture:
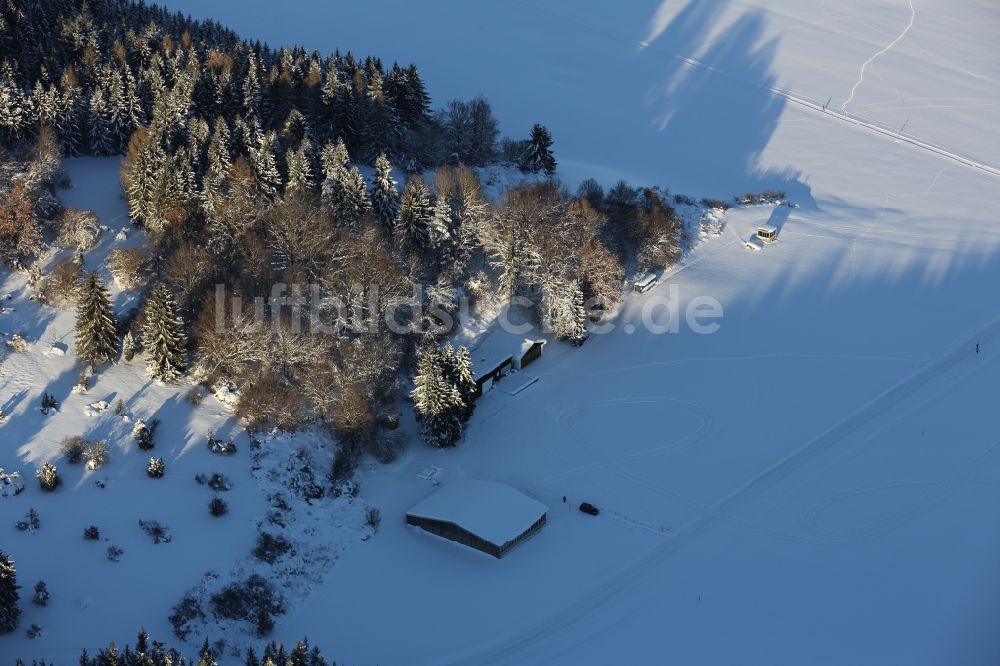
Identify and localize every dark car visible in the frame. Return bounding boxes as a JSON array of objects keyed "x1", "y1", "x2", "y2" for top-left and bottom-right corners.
[{"x1": 579, "y1": 502, "x2": 599, "y2": 516}]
